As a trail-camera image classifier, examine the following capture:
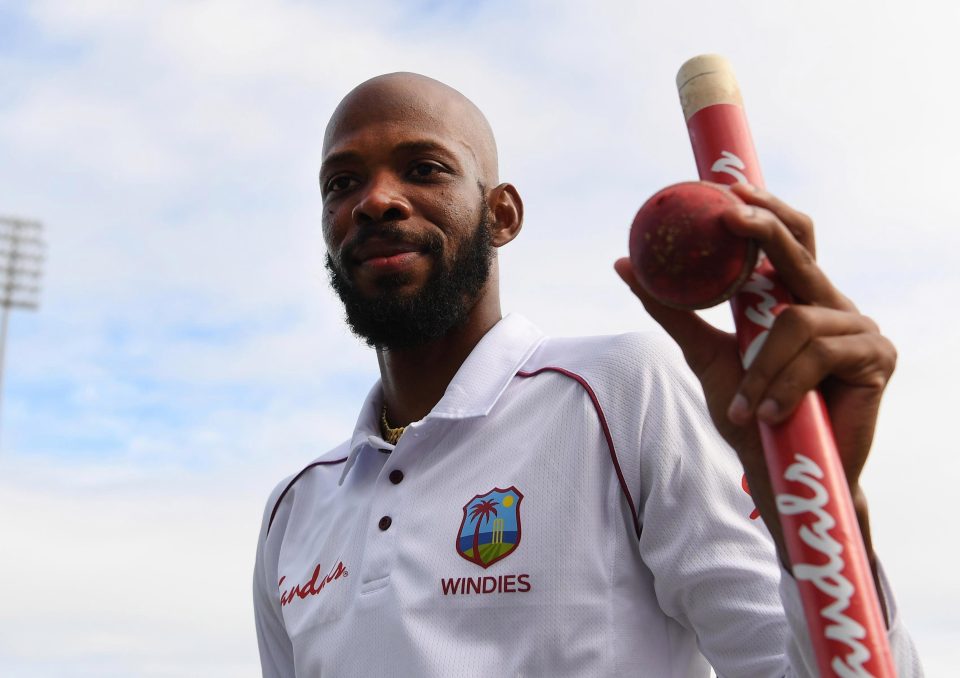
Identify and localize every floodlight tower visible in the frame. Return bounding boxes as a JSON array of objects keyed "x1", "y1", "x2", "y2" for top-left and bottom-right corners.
[{"x1": 0, "y1": 216, "x2": 45, "y2": 443}]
